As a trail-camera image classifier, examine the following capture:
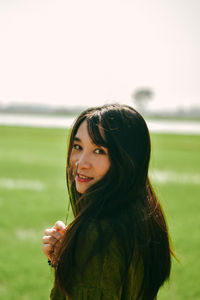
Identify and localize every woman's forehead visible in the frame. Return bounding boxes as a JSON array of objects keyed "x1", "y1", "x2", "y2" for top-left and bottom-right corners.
[
  {"x1": 74, "y1": 120, "x2": 89, "y2": 140},
  {"x1": 74, "y1": 119, "x2": 107, "y2": 147}
]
